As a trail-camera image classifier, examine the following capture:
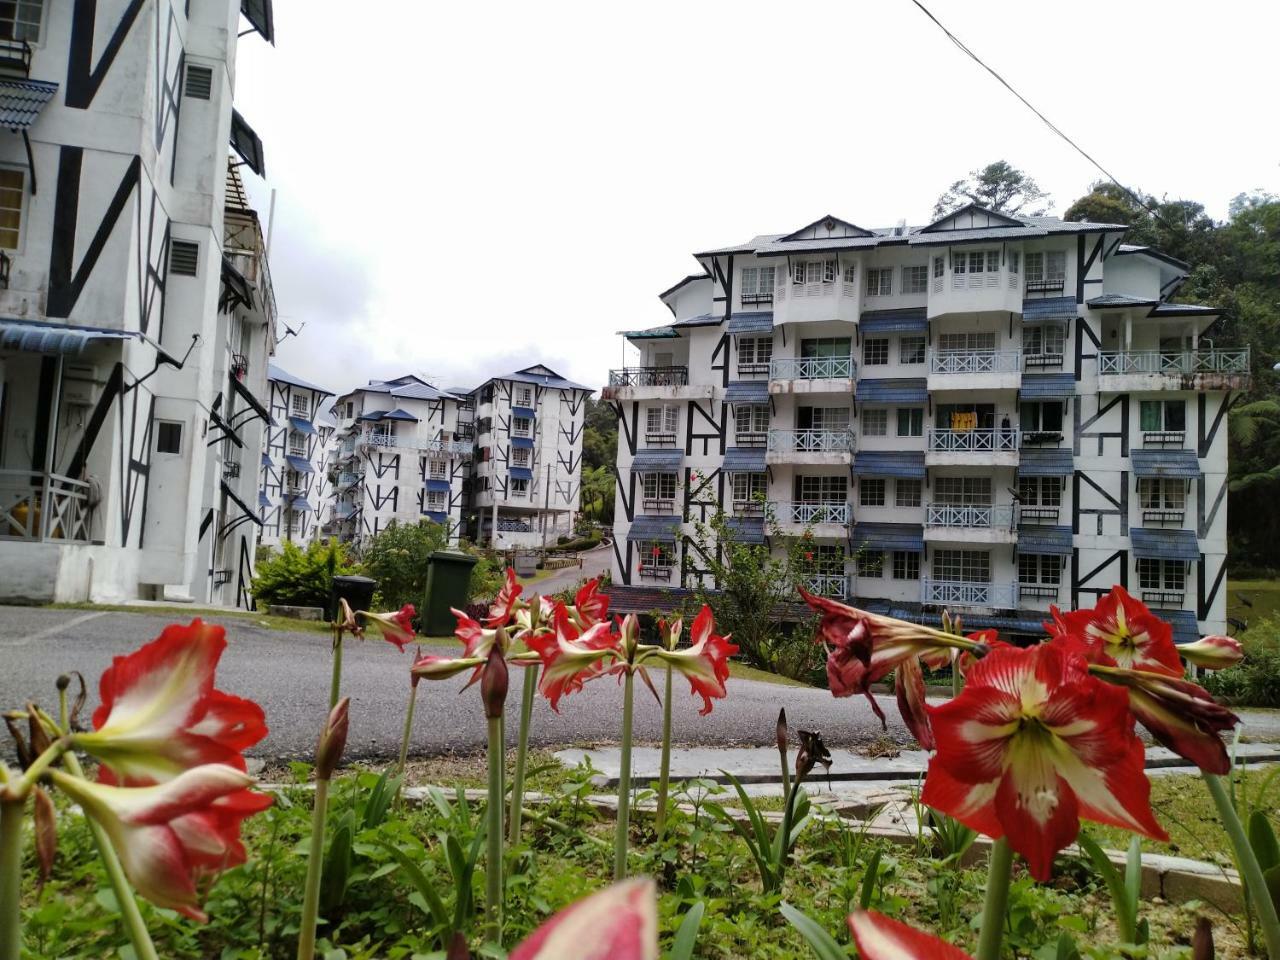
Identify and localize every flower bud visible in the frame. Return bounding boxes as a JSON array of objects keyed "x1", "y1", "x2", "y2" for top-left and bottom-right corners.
[
  {"x1": 619, "y1": 614, "x2": 641, "y2": 661},
  {"x1": 1179, "y1": 635, "x2": 1244, "y2": 671},
  {"x1": 481, "y1": 645, "x2": 509, "y2": 720},
  {"x1": 775, "y1": 708, "x2": 788, "y2": 756},
  {"x1": 795, "y1": 729, "x2": 831, "y2": 784},
  {"x1": 33, "y1": 785, "x2": 56, "y2": 890},
  {"x1": 315, "y1": 697, "x2": 350, "y2": 781}
]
